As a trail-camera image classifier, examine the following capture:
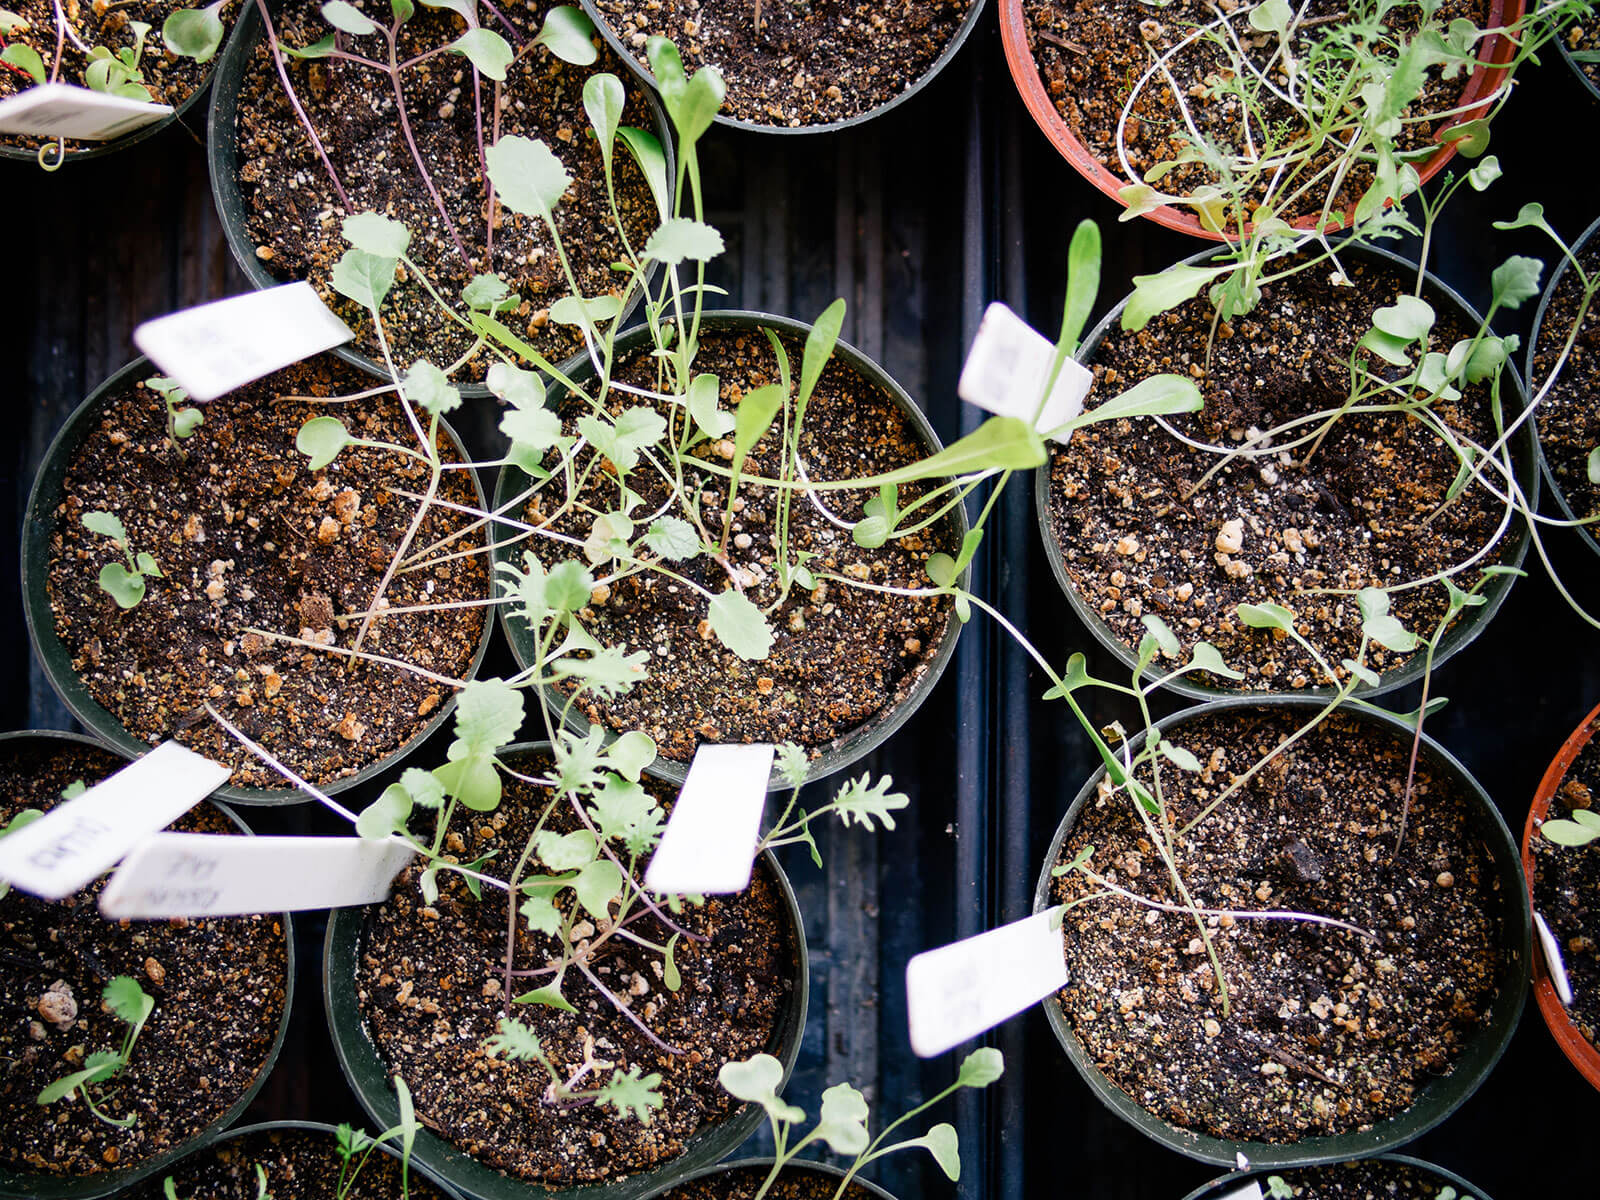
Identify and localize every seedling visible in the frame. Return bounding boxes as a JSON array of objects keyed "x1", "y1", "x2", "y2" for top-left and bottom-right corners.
[
  {"x1": 718, "y1": 1046, "x2": 1004, "y2": 1197},
  {"x1": 1542, "y1": 808, "x2": 1600, "y2": 847},
  {"x1": 332, "y1": 1079, "x2": 421, "y2": 1200},
  {"x1": 146, "y1": 375, "x2": 204, "y2": 451},
  {"x1": 80, "y1": 510, "x2": 161, "y2": 609},
  {"x1": 37, "y1": 975, "x2": 154, "y2": 1128}
]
